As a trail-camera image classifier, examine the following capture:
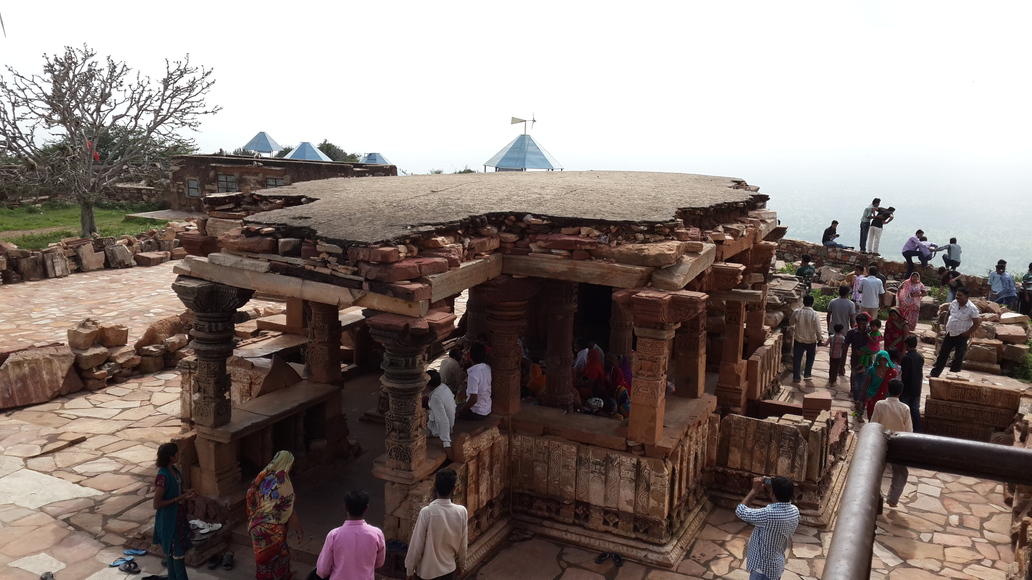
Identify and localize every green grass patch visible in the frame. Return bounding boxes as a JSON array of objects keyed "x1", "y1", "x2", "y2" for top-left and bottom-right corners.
[{"x1": 0, "y1": 201, "x2": 167, "y2": 248}]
